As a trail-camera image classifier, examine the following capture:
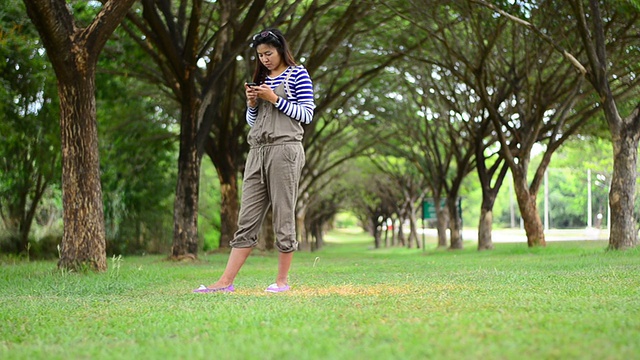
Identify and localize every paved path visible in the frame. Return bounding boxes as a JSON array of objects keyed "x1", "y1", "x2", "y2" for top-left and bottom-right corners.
[{"x1": 419, "y1": 228, "x2": 610, "y2": 243}]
